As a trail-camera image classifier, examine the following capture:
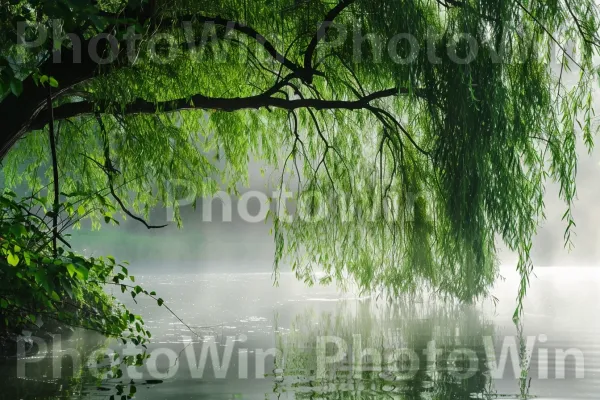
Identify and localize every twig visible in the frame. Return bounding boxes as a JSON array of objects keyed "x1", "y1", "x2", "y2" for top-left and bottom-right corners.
[
  {"x1": 95, "y1": 115, "x2": 167, "y2": 229},
  {"x1": 515, "y1": 0, "x2": 583, "y2": 70},
  {"x1": 304, "y1": 0, "x2": 356, "y2": 79}
]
